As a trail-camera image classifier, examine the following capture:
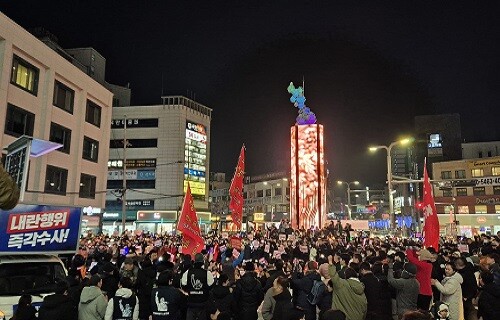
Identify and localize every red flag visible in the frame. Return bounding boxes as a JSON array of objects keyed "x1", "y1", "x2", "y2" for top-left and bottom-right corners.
[
  {"x1": 229, "y1": 145, "x2": 245, "y2": 229},
  {"x1": 178, "y1": 183, "x2": 204, "y2": 254},
  {"x1": 422, "y1": 159, "x2": 440, "y2": 251},
  {"x1": 212, "y1": 243, "x2": 219, "y2": 262}
]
